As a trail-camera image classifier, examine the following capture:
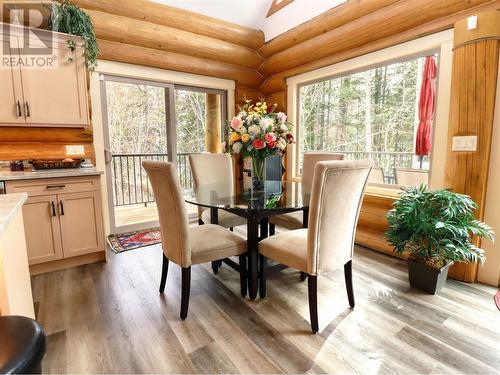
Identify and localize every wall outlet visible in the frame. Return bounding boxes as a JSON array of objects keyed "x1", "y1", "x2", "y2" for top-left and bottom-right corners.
[
  {"x1": 452, "y1": 136, "x2": 477, "y2": 152},
  {"x1": 65, "y1": 145, "x2": 85, "y2": 156}
]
